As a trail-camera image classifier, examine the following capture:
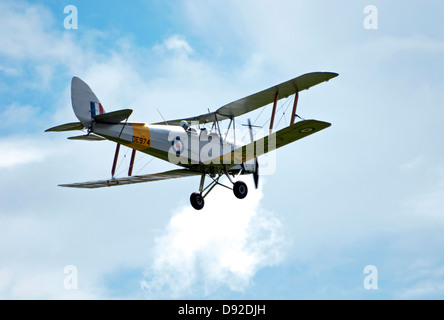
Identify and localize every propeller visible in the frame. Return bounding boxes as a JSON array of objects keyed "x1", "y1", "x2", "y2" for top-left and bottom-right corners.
[{"x1": 247, "y1": 119, "x2": 259, "y2": 189}]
